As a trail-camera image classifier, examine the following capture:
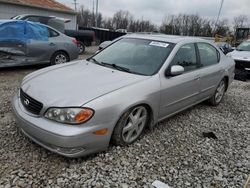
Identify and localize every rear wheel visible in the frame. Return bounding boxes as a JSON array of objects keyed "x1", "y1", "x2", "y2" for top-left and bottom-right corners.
[
  {"x1": 51, "y1": 51, "x2": 69, "y2": 65},
  {"x1": 112, "y1": 106, "x2": 149, "y2": 146},
  {"x1": 208, "y1": 79, "x2": 226, "y2": 106},
  {"x1": 77, "y1": 41, "x2": 86, "y2": 54}
]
